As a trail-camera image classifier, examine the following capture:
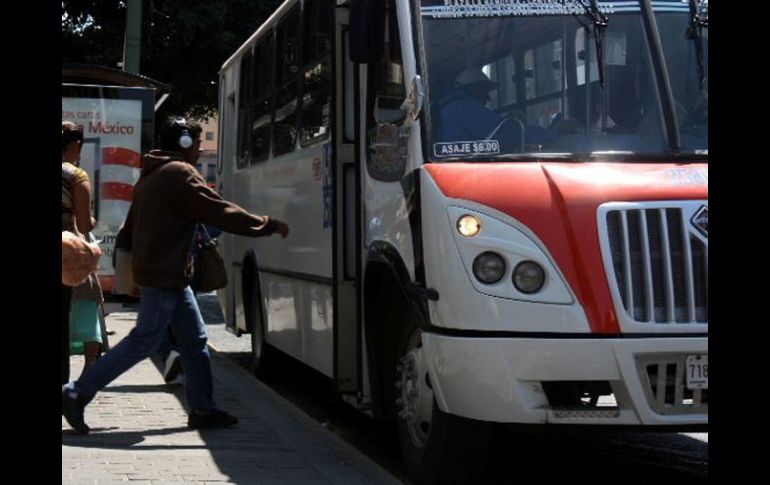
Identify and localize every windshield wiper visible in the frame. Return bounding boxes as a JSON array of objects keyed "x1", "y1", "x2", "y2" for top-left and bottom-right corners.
[
  {"x1": 571, "y1": 0, "x2": 609, "y2": 88},
  {"x1": 686, "y1": 0, "x2": 708, "y2": 90},
  {"x1": 639, "y1": 0, "x2": 680, "y2": 152}
]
